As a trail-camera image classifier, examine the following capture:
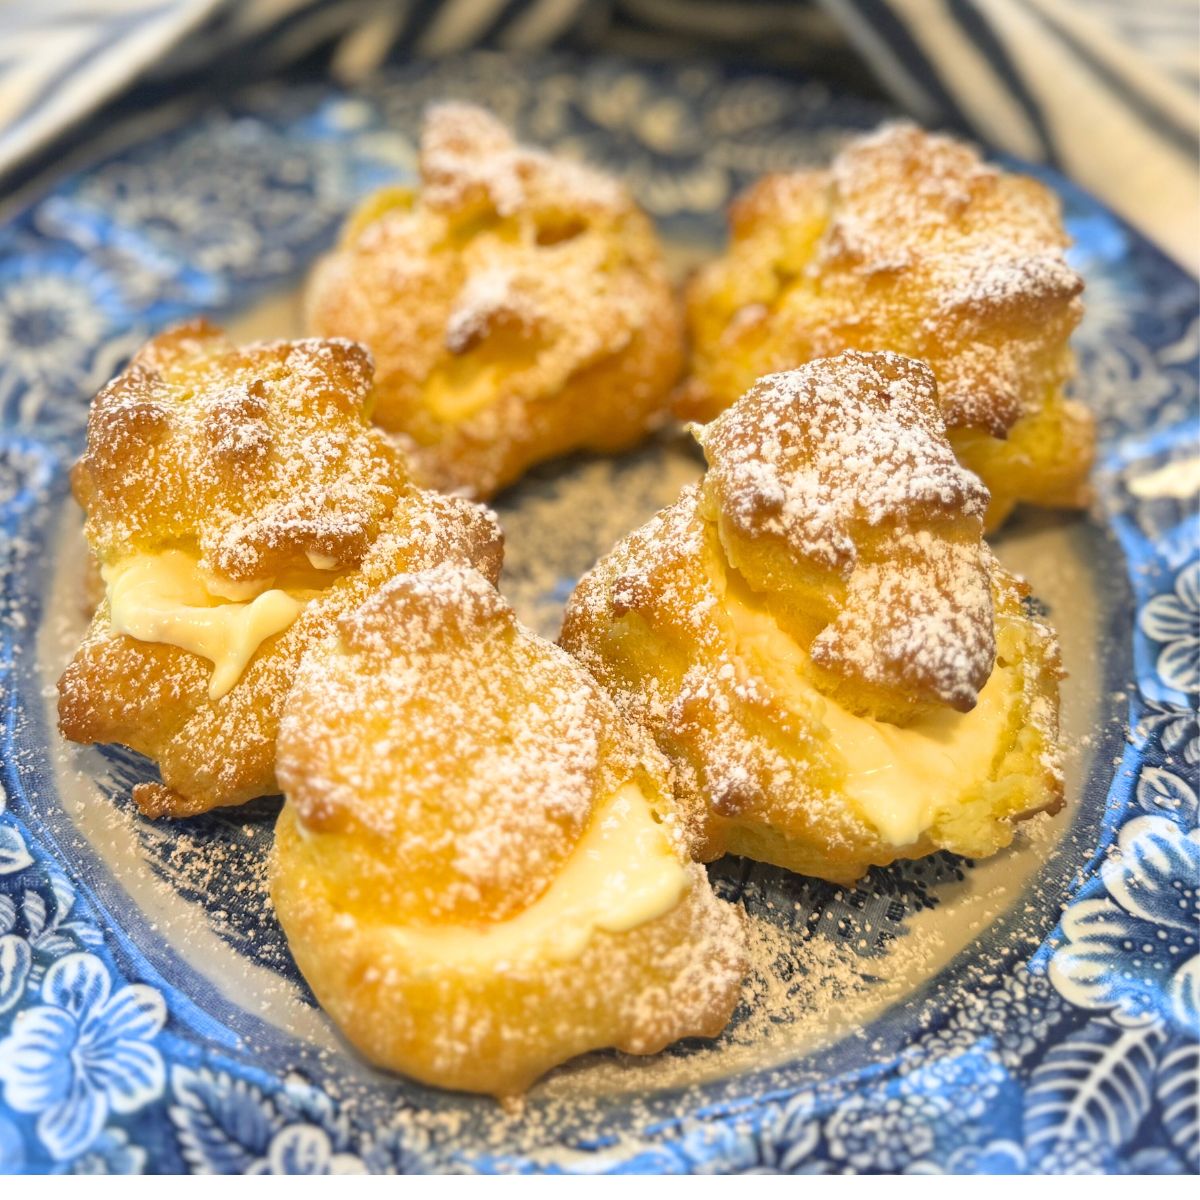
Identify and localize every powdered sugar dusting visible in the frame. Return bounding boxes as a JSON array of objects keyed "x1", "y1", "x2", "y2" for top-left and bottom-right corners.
[
  {"x1": 74, "y1": 320, "x2": 407, "y2": 582},
  {"x1": 421, "y1": 102, "x2": 625, "y2": 218},
  {"x1": 278, "y1": 563, "x2": 664, "y2": 921},
  {"x1": 685, "y1": 120, "x2": 1086, "y2": 442},
  {"x1": 811, "y1": 531, "x2": 995, "y2": 713},
  {"x1": 702, "y1": 351, "x2": 988, "y2": 573},
  {"x1": 443, "y1": 264, "x2": 537, "y2": 355},
  {"x1": 700, "y1": 351, "x2": 995, "y2": 712}
]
